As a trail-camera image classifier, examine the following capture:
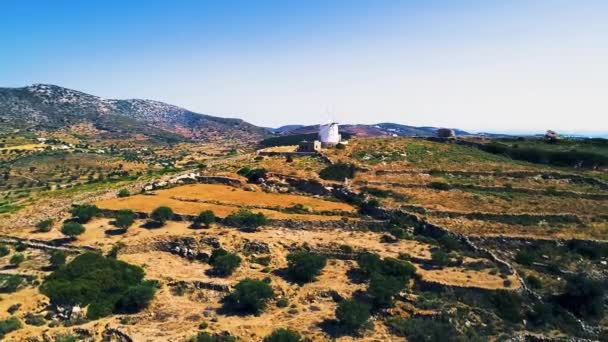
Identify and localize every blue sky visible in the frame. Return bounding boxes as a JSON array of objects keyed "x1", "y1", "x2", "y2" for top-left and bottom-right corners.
[{"x1": 1, "y1": 0, "x2": 606, "y2": 134}]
